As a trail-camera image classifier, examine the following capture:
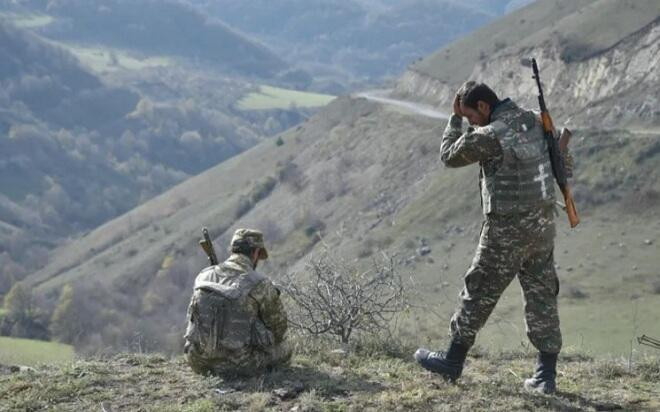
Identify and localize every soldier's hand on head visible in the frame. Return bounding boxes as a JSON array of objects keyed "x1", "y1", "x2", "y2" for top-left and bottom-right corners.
[{"x1": 453, "y1": 94, "x2": 463, "y2": 117}]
